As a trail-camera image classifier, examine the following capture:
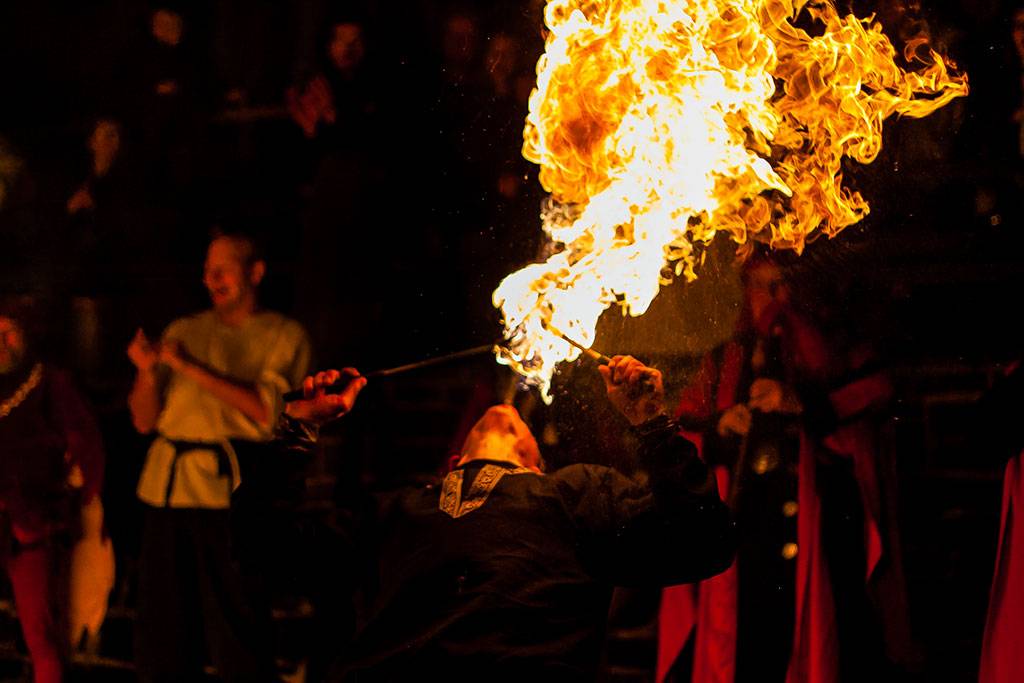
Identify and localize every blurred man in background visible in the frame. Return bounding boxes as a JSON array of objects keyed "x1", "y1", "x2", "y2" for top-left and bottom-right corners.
[{"x1": 127, "y1": 232, "x2": 310, "y2": 683}]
